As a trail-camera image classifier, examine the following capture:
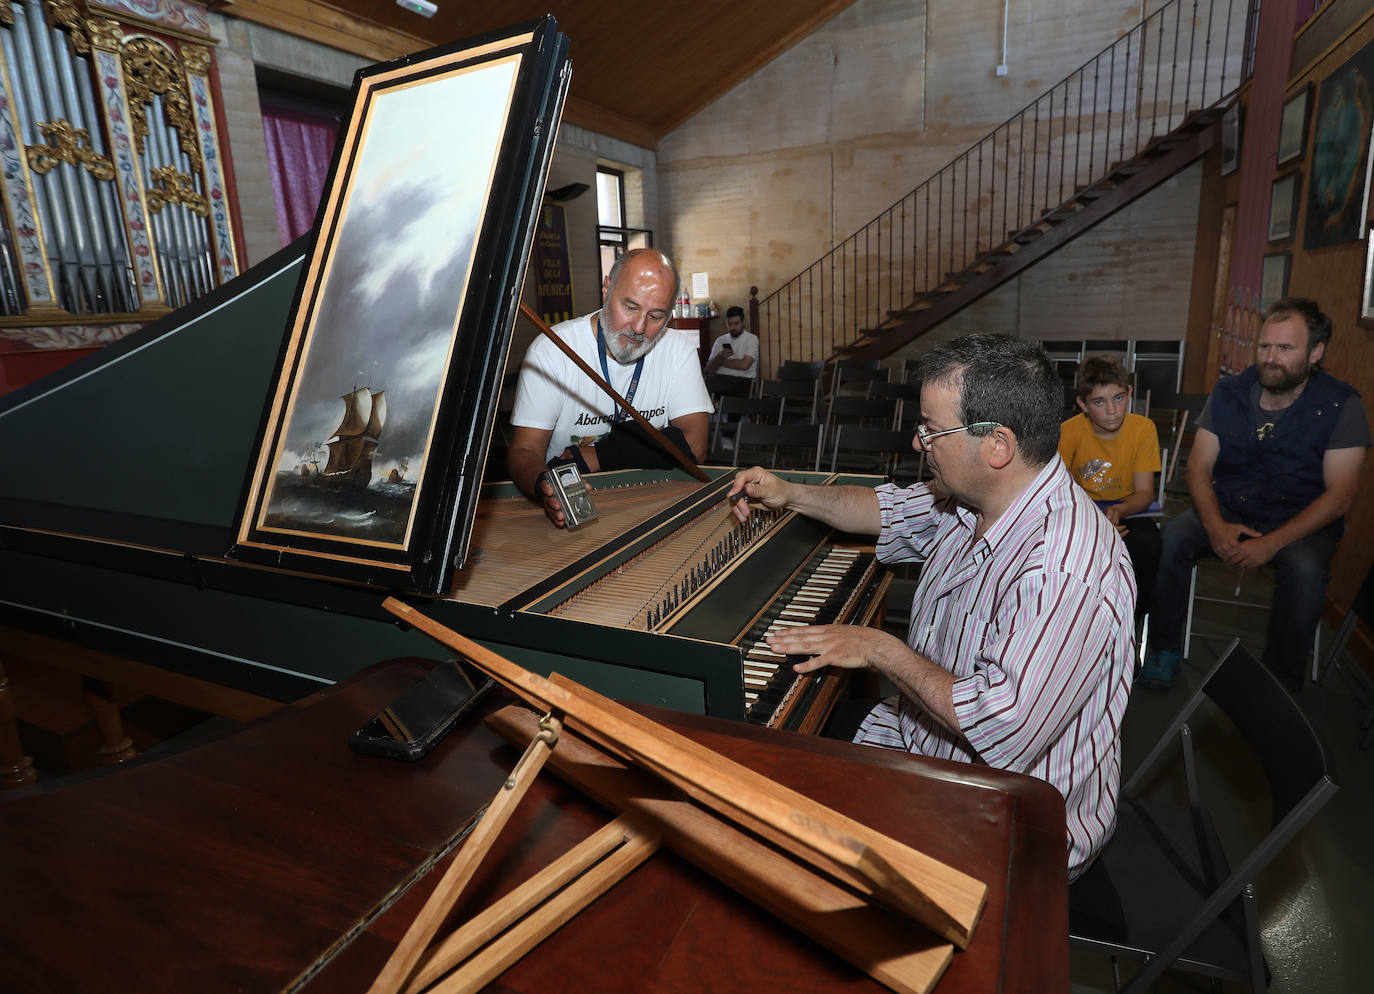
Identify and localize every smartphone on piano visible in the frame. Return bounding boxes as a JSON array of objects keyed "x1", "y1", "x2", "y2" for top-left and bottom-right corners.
[{"x1": 347, "y1": 660, "x2": 493, "y2": 761}]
